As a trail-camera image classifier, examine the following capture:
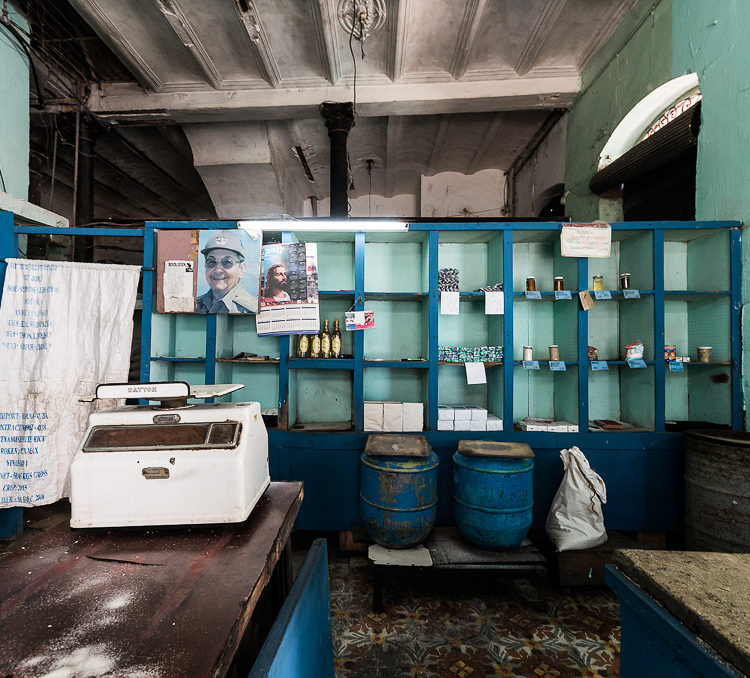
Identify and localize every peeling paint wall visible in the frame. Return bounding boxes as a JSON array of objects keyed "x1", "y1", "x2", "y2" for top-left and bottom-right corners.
[
  {"x1": 673, "y1": 0, "x2": 750, "y2": 421},
  {"x1": 0, "y1": 9, "x2": 30, "y2": 199},
  {"x1": 564, "y1": 0, "x2": 673, "y2": 220},
  {"x1": 420, "y1": 170, "x2": 506, "y2": 219}
]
